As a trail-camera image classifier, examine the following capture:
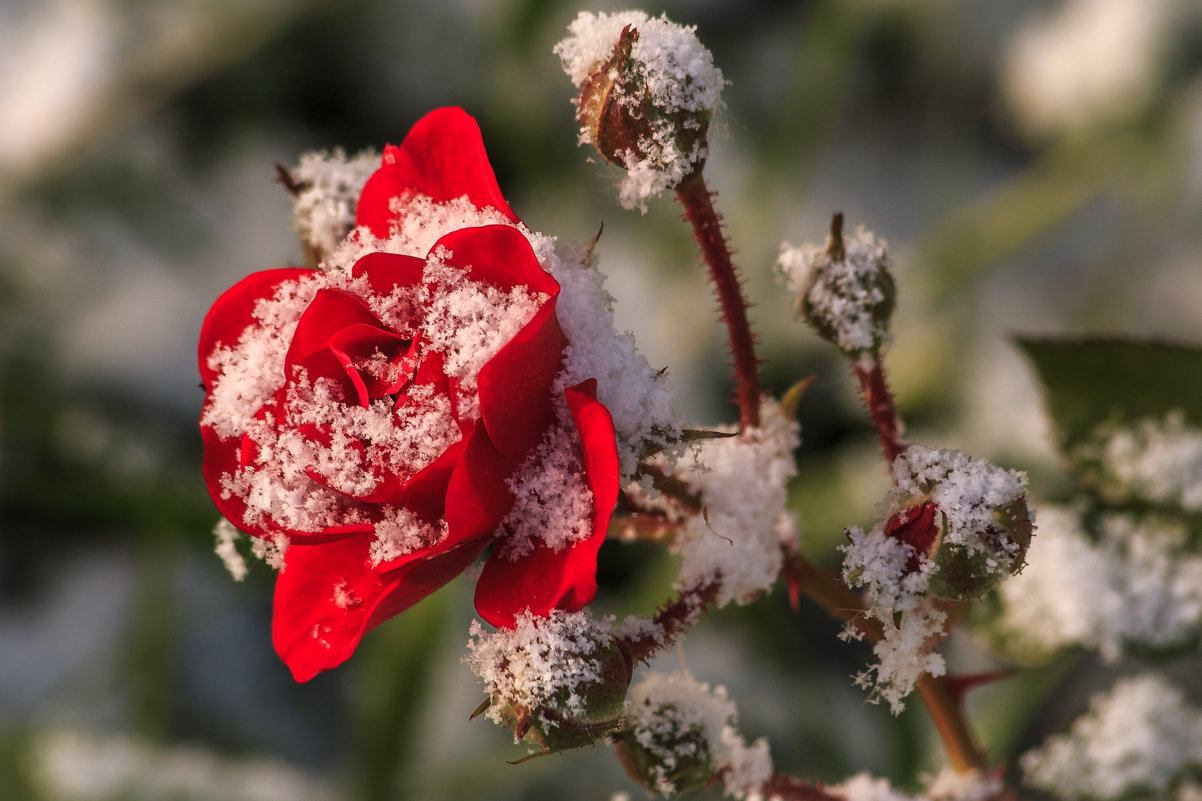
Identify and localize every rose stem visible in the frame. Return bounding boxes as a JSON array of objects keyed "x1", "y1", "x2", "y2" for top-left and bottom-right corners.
[
  {"x1": 675, "y1": 170, "x2": 761, "y2": 431},
  {"x1": 786, "y1": 552, "x2": 986, "y2": 773},
  {"x1": 854, "y1": 354, "x2": 906, "y2": 470}
]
